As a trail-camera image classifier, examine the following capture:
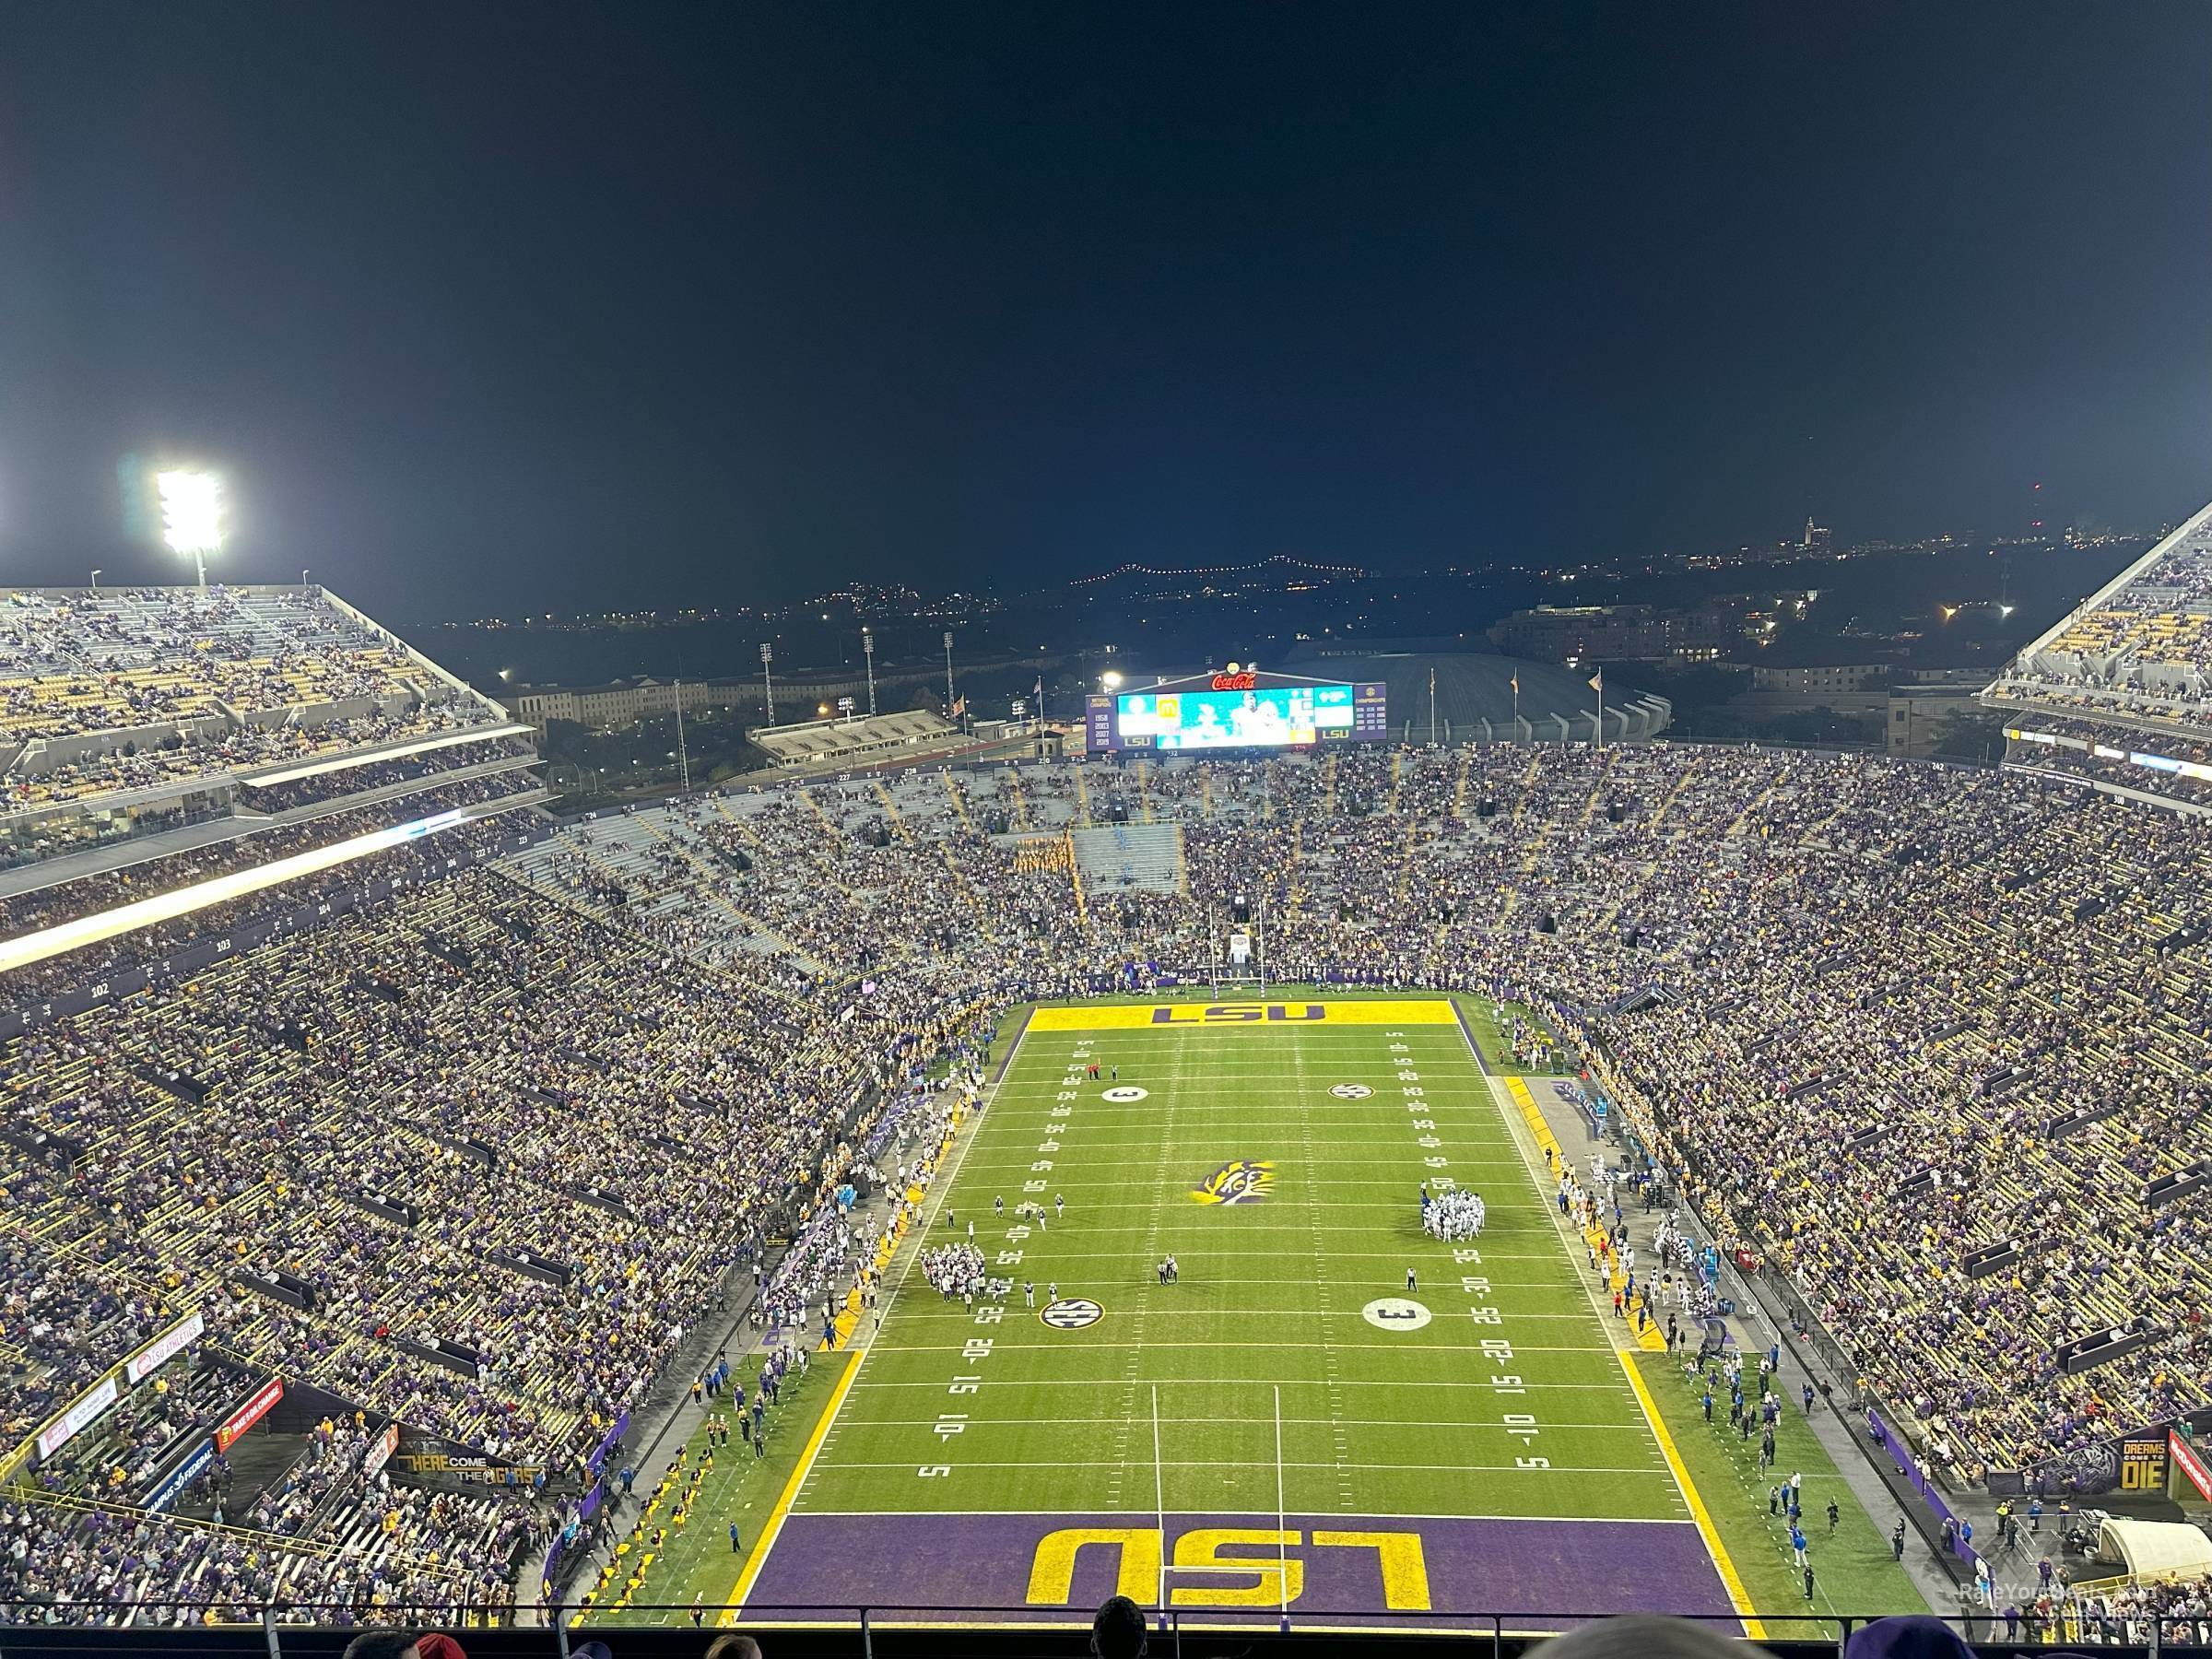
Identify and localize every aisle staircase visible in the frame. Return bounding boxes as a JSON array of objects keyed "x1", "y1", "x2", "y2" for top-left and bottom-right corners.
[{"x1": 1069, "y1": 822, "x2": 1185, "y2": 893}]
